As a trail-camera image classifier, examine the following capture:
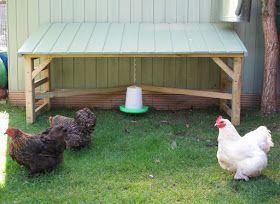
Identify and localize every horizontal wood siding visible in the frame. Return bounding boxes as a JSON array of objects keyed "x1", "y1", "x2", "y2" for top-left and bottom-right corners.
[{"x1": 7, "y1": 0, "x2": 275, "y2": 95}]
